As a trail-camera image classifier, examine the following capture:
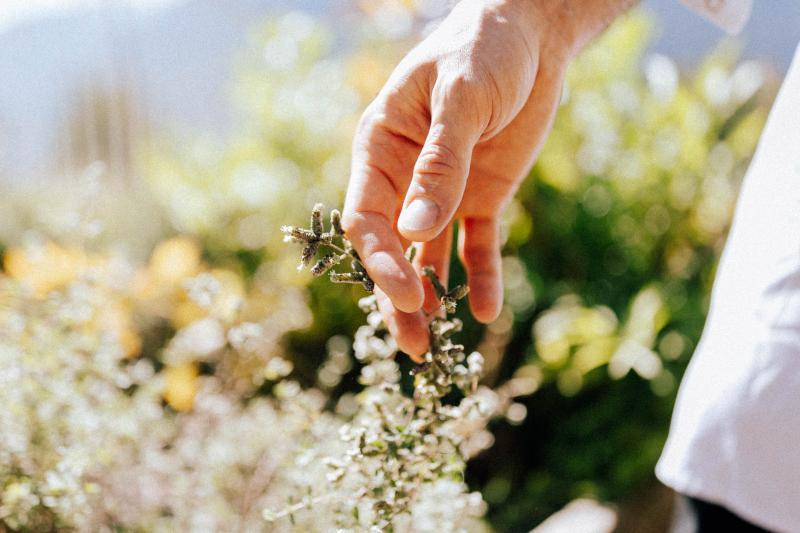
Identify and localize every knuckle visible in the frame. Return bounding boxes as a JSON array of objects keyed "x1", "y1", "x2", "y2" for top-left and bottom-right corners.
[
  {"x1": 340, "y1": 210, "x2": 369, "y2": 237},
  {"x1": 339, "y1": 213, "x2": 356, "y2": 233},
  {"x1": 415, "y1": 142, "x2": 461, "y2": 180},
  {"x1": 356, "y1": 109, "x2": 382, "y2": 137},
  {"x1": 434, "y1": 72, "x2": 478, "y2": 110},
  {"x1": 443, "y1": 71, "x2": 475, "y2": 93},
  {"x1": 341, "y1": 211, "x2": 398, "y2": 256},
  {"x1": 436, "y1": 64, "x2": 498, "y2": 132}
]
